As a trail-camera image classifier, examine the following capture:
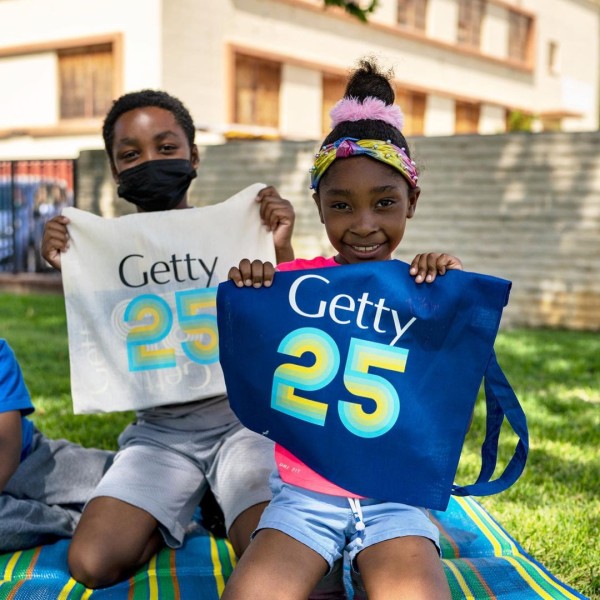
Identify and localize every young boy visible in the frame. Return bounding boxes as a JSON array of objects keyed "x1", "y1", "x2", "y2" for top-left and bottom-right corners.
[
  {"x1": 0, "y1": 338, "x2": 113, "y2": 553},
  {"x1": 41, "y1": 89, "x2": 296, "y2": 588}
]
